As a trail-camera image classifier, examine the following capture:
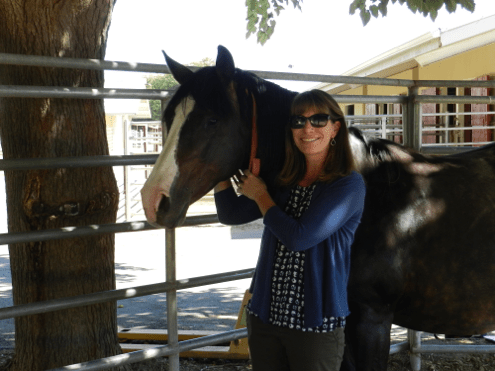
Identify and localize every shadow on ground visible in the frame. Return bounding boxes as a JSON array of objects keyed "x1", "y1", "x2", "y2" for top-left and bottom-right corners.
[{"x1": 117, "y1": 287, "x2": 245, "y2": 333}]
